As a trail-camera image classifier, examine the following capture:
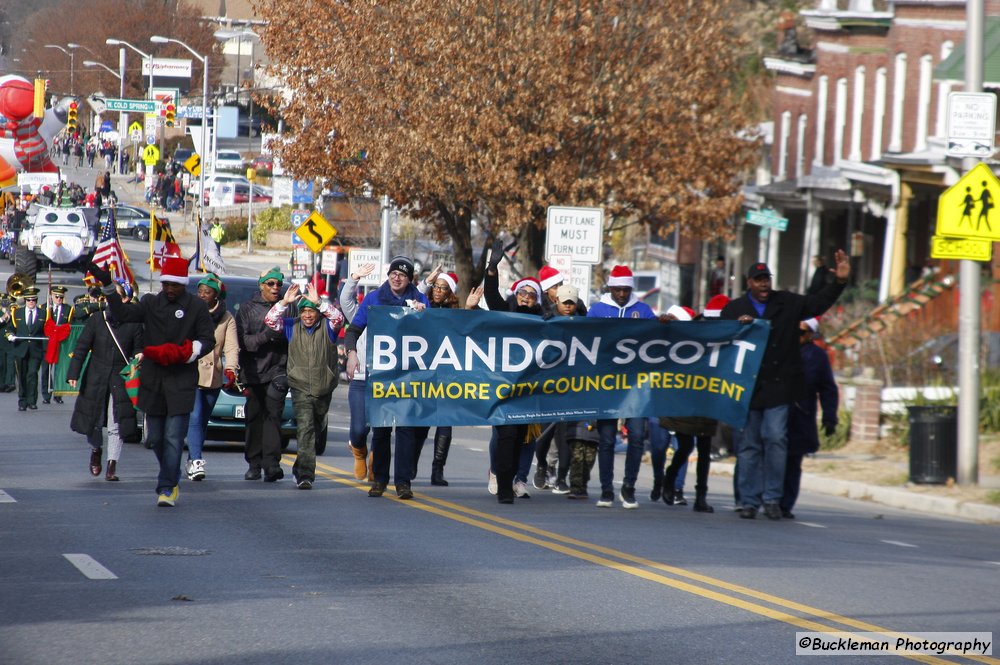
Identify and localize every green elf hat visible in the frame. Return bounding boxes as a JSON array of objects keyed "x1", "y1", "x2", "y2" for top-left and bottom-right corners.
[
  {"x1": 258, "y1": 266, "x2": 284, "y2": 285},
  {"x1": 198, "y1": 273, "x2": 227, "y2": 300}
]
